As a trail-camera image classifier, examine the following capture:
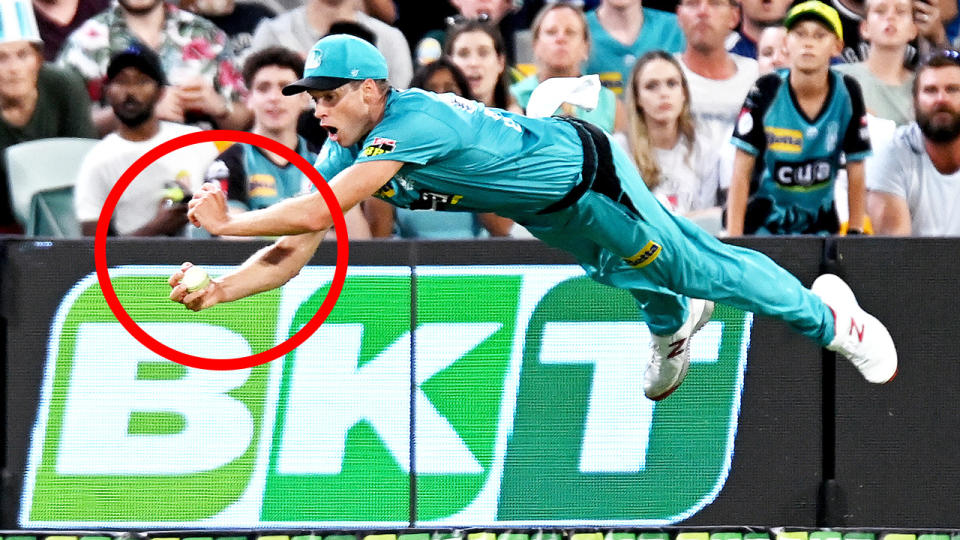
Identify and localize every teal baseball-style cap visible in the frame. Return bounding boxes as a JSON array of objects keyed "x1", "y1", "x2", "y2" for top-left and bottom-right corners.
[{"x1": 282, "y1": 34, "x2": 389, "y2": 95}]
